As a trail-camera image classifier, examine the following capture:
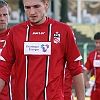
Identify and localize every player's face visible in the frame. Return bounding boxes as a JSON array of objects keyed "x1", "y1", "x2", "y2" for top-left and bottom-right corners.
[
  {"x1": 0, "y1": 6, "x2": 8, "y2": 33},
  {"x1": 23, "y1": 0, "x2": 48, "y2": 25},
  {"x1": 95, "y1": 39, "x2": 100, "y2": 52}
]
